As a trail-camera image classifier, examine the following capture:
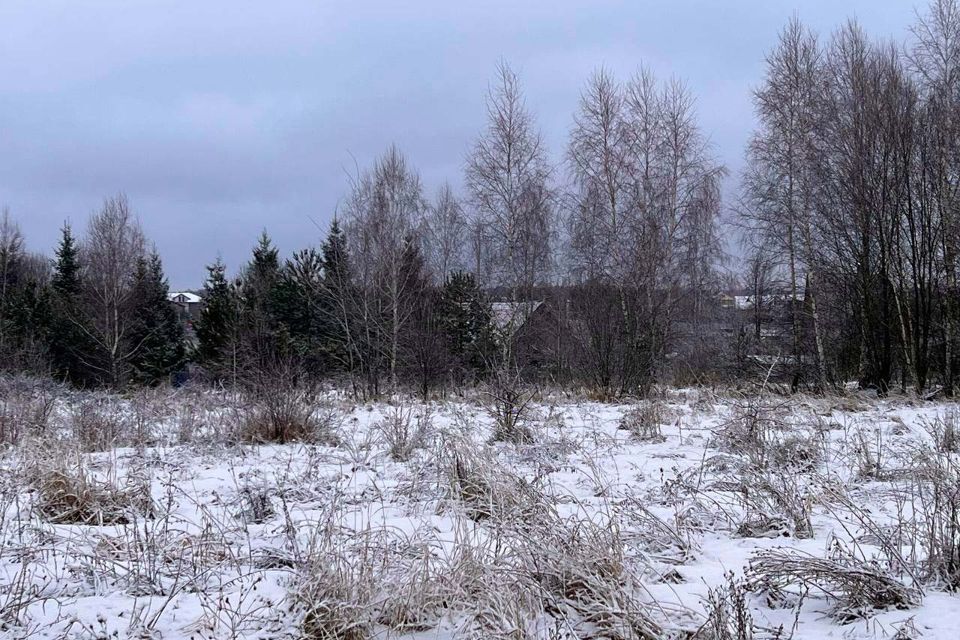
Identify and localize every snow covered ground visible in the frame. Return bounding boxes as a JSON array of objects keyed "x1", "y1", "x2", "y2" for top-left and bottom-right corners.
[{"x1": 2, "y1": 385, "x2": 960, "y2": 638}]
